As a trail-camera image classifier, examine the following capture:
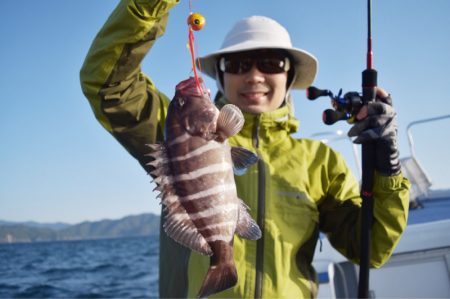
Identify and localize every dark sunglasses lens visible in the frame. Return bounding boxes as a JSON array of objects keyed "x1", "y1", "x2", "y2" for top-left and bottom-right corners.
[
  {"x1": 223, "y1": 58, "x2": 252, "y2": 74},
  {"x1": 257, "y1": 57, "x2": 289, "y2": 74},
  {"x1": 221, "y1": 55, "x2": 289, "y2": 74}
]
